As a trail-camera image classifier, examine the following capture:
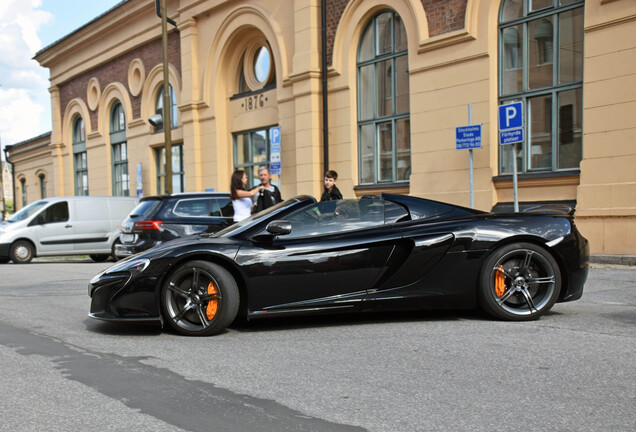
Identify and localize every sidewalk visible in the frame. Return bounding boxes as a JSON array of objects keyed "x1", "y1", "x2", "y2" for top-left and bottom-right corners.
[{"x1": 591, "y1": 254, "x2": 636, "y2": 267}]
